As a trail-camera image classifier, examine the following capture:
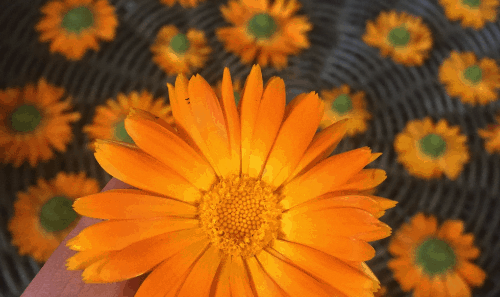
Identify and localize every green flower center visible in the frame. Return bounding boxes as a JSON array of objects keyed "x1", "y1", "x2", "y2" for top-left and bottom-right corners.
[
  {"x1": 61, "y1": 6, "x2": 94, "y2": 33},
  {"x1": 234, "y1": 91, "x2": 241, "y2": 105},
  {"x1": 170, "y1": 33, "x2": 190, "y2": 54},
  {"x1": 420, "y1": 133, "x2": 447, "y2": 158},
  {"x1": 416, "y1": 238, "x2": 456, "y2": 276},
  {"x1": 463, "y1": 65, "x2": 483, "y2": 84},
  {"x1": 114, "y1": 120, "x2": 135, "y2": 144},
  {"x1": 331, "y1": 94, "x2": 353, "y2": 114},
  {"x1": 40, "y1": 196, "x2": 79, "y2": 232},
  {"x1": 462, "y1": 0, "x2": 481, "y2": 7},
  {"x1": 247, "y1": 13, "x2": 277, "y2": 39},
  {"x1": 388, "y1": 27, "x2": 411, "y2": 46},
  {"x1": 10, "y1": 104, "x2": 43, "y2": 133}
]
